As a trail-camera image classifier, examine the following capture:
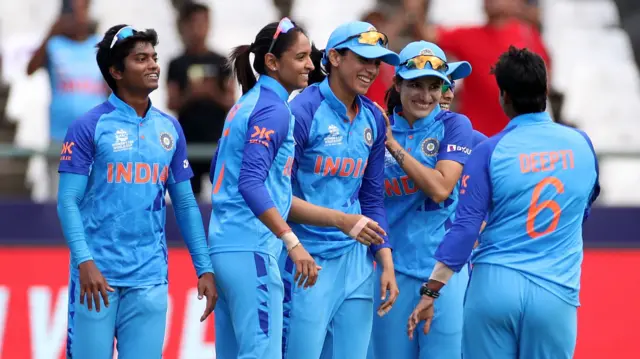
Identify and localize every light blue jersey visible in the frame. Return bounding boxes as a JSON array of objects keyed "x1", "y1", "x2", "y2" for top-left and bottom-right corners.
[
  {"x1": 436, "y1": 112, "x2": 600, "y2": 305},
  {"x1": 47, "y1": 34, "x2": 105, "y2": 142},
  {"x1": 289, "y1": 78, "x2": 390, "y2": 258},
  {"x1": 208, "y1": 76, "x2": 296, "y2": 260},
  {"x1": 435, "y1": 112, "x2": 599, "y2": 359},
  {"x1": 208, "y1": 75, "x2": 296, "y2": 359},
  {"x1": 383, "y1": 107, "x2": 473, "y2": 281},
  {"x1": 58, "y1": 94, "x2": 196, "y2": 287}
]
